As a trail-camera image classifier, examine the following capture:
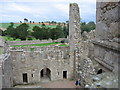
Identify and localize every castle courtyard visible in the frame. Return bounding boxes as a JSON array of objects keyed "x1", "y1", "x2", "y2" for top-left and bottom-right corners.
[{"x1": 14, "y1": 79, "x2": 82, "y2": 88}]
